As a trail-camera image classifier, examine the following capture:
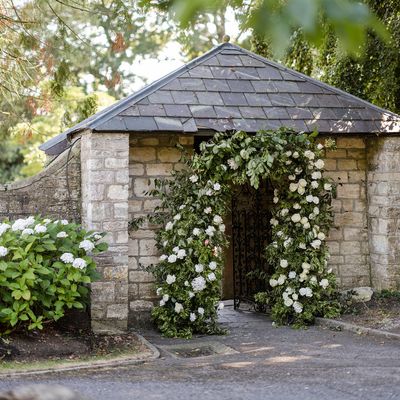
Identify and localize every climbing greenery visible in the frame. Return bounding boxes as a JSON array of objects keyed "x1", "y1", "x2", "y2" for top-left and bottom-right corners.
[{"x1": 142, "y1": 129, "x2": 340, "y2": 338}]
